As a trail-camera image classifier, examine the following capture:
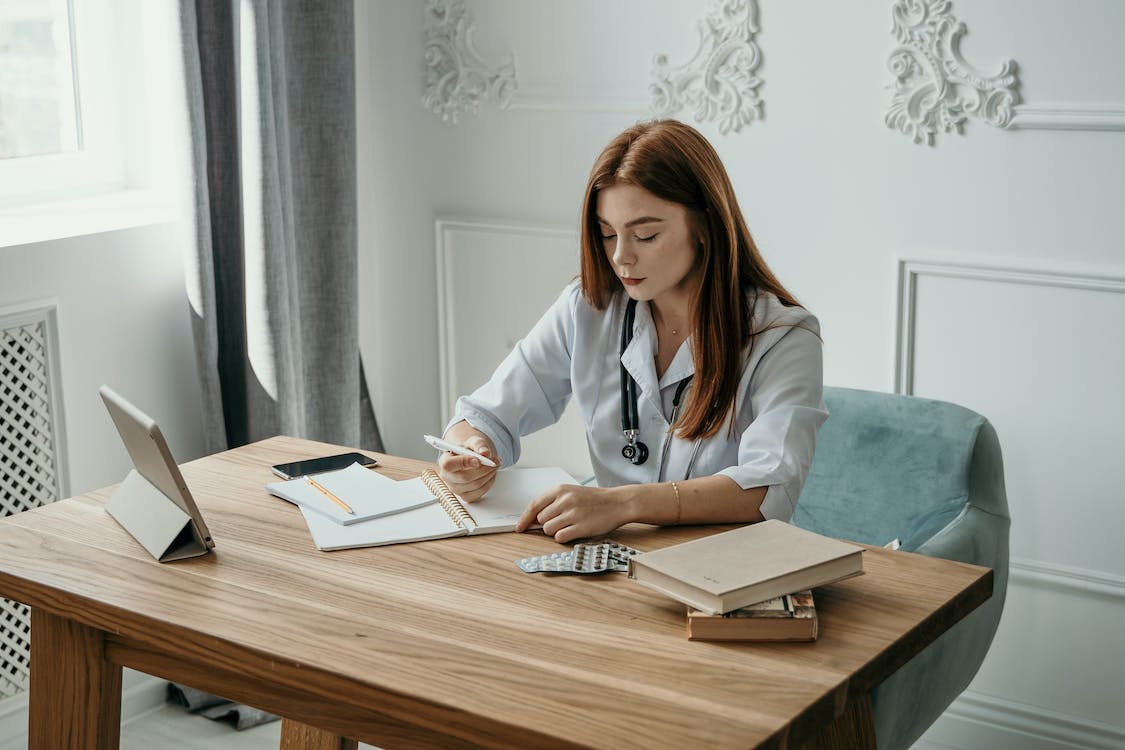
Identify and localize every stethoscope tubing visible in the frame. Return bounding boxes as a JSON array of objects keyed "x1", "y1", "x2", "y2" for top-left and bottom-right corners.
[{"x1": 620, "y1": 298, "x2": 699, "y2": 478}]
